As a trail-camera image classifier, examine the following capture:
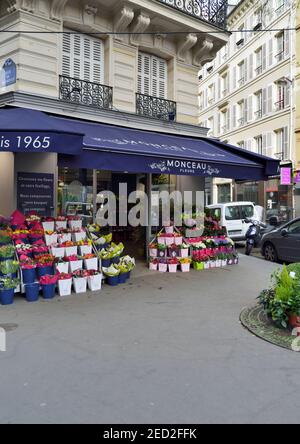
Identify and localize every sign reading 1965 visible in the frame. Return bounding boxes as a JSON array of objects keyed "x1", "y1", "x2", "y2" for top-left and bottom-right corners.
[{"x1": 0, "y1": 134, "x2": 53, "y2": 151}]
